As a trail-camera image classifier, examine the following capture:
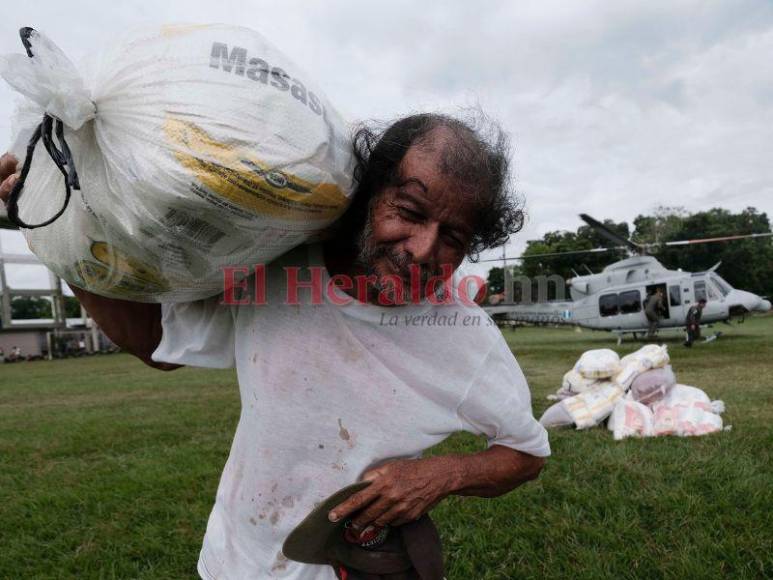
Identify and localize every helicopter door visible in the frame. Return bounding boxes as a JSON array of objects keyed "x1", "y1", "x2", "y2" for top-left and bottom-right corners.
[
  {"x1": 668, "y1": 284, "x2": 684, "y2": 321},
  {"x1": 644, "y1": 283, "x2": 670, "y2": 319},
  {"x1": 694, "y1": 280, "x2": 708, "y2": 303},
  {"x1": 694, "y1": 277, "x2": 728, "y2": 320}
]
